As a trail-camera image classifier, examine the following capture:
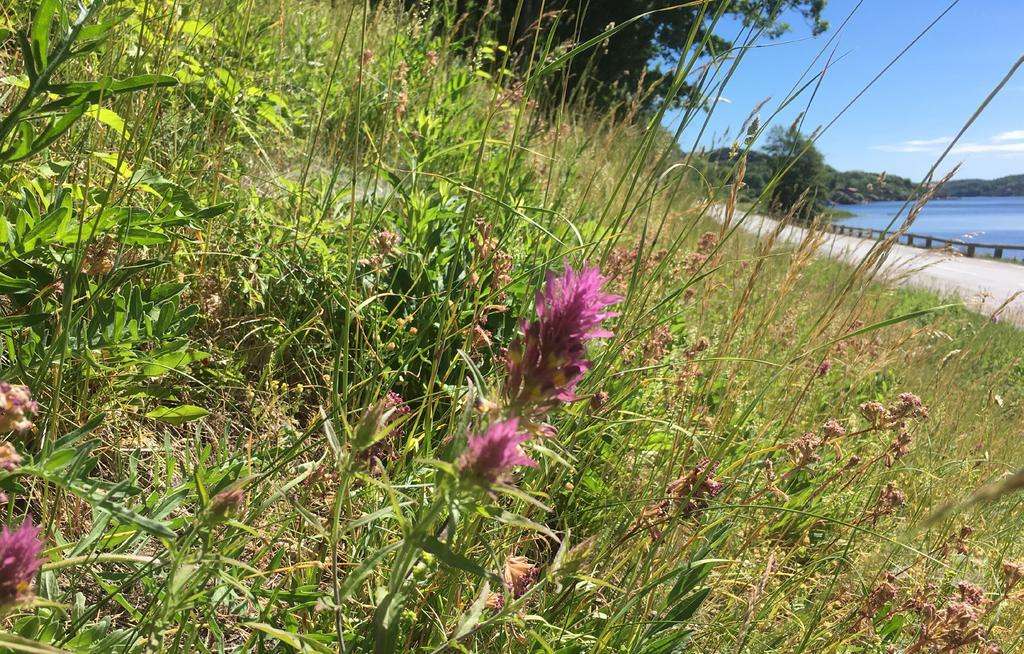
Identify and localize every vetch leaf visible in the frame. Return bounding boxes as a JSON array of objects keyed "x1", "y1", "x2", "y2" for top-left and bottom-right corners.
[
  {"x1": 0, "y1": 632, "x2": 71, "y2": 653},
  {"x1": 41, "y1": 75, "x2": 177, "y2": 111},
  {"x1": 54, "y1": 413, "x2": 105, "y2": 449},
  {"x1": 140, "y1": 350, "x2": 209, "y2": 378},
  {"x1": 453, "y1": 580, "x2": 491, "y2": 640},
  {"x1": 84, "y1": 105, "x2": 130, "y2": 139},
  {"x1": 244, "y1": 622, "x2": 303, "y2": 650},
  {"x1": 29, "y1": 0, "x2": 58, "y2": 75},
  {"x1": 2, "y1": 122, "x2": 34, "y2": 162},
  {"x1": 418, "y1": 536, "x2": 495, "y2": 581},
  {"x1": 146, "y1": 405, "x2": 209, "y2": 425},
  {"x1": 42, "y1": 448, "x2": 77, "y2": 473},
  {"x1": 26, "y1": 103, "x2": 88, "y2": 157},
  {"x1": 45, "y1": 479, "x2": 178, "y2": 540},
  {"x1": 179, "y1": 20, "x2": 217, "y2": 39},
  {"x1": 0, "y1": 314, "x2": 49, "y2": 330}
]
